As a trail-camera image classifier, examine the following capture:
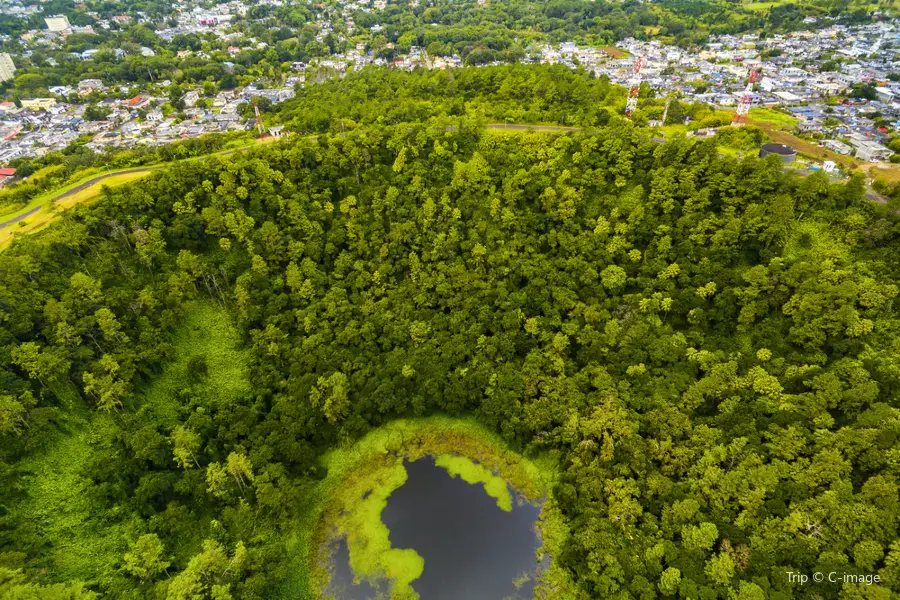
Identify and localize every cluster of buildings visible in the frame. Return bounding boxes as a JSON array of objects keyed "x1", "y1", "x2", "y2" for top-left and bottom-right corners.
[
  {"x1": 586, "y1": 22, "x2": 899, "y2": 162},
  {"x1": 0, "y1": 0, "x2": 896, "y2": 165},
  {"x1": 0, "y1": 80, "x2": 298, "y2": 162}
]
